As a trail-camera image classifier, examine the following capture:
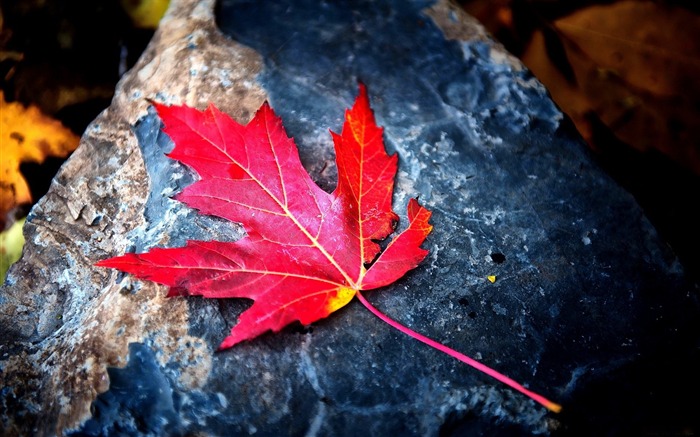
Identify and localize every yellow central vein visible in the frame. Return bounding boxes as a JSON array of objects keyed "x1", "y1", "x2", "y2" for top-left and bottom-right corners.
[{"x1": 349, "y1": 114, "x2": 369, "y2": 284}]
